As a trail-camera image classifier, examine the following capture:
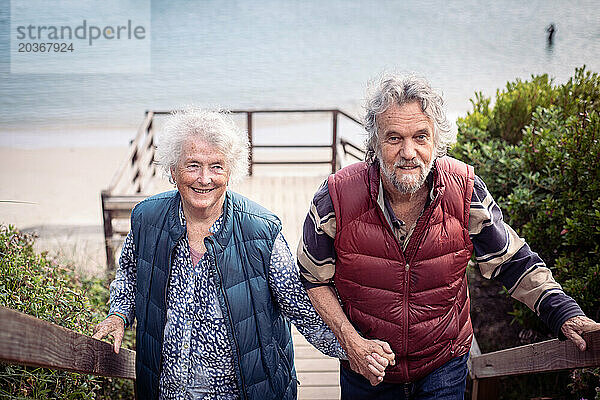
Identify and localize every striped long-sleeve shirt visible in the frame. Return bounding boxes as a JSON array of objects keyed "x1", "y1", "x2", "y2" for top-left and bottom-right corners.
[{"x1": 297, "y1": 173, "x2": 584, "y2": 337}]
